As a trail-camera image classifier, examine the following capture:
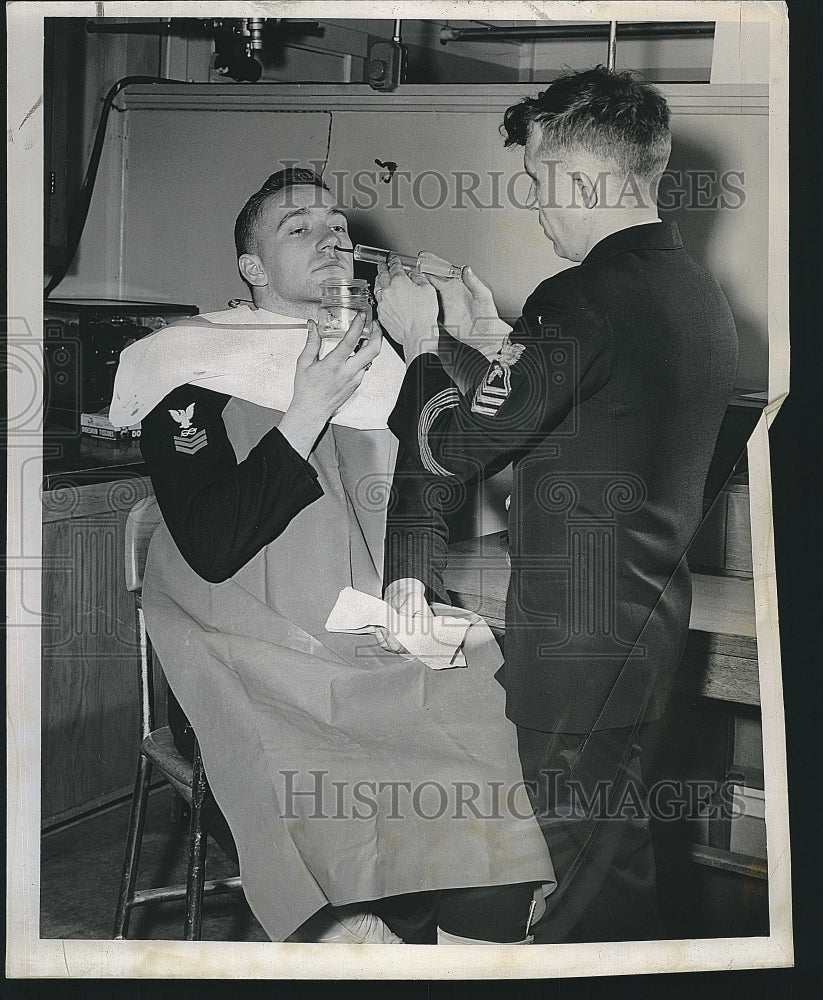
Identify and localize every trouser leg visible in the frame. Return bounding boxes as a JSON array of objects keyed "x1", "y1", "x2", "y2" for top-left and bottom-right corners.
[
  {"x1": 517, "y1": 723, "x2": 664, "y2": 943},
  {"x1": 371, "y1": 891, "x2": 440, "y2": 943},
  {"x1": 437, "y1": 881, "x2": 538, "y2": 943}
]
